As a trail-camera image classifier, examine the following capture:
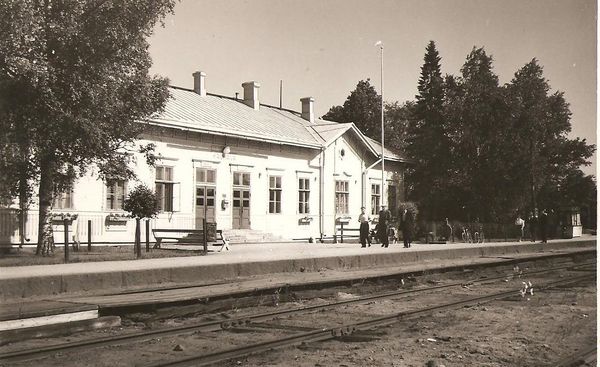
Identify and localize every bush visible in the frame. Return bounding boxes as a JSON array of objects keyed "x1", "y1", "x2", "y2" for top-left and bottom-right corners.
[{"x1": 124, "y1": 184, "x2": 159, "y2": 219}]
